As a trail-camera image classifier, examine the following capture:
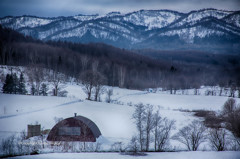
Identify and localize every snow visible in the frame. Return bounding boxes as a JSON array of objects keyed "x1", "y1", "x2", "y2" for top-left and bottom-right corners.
[
  {"x1": 9, "y1": 151, "x2": 240, "y2": 159},
  {"x1": 225, "y1": 14, "x2": 240, "y2": 28},
  {"x1": 0, "y1": 16, "x2": 56, "y2": 29},
  {"x1": 73, "y1": 15, "x2": 99, "y2": 21},
  {"x1": 99, "y1": 22, "x2": 131, "y2": 34},
  {"x1": 0, "y1": 93, "x2": 136, "y2": 143},
  {"x1": 170, "y1": 9, "x2": 232, "y2": 28},
  {"x1": 1, "y1": 66, "x2": 240, "y2": 156},
  {"x1": 0, "y1": 84, "x2": 239, "y2": 150},
  {"x1": 1, "y1": 9, "x2": 239, "y2": 45},
  {"x1": 0, "y1": 94, "x2": 76, "y2": 116},
  {"x1": 123, "y1": 10, "x2": 181, "y2": 29},
  {"x1": 116, "y1": 91, "x2": 232, "y2": 111},
  {"x1": 159, "y1": 26, "x2": 225, "y2": 43},
  {"x1": 37, "y1": 20, "x2": 82, "y2": 40},
  {"x1": 50, "y1": 24, "x2": 121, "y2": 41}
]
